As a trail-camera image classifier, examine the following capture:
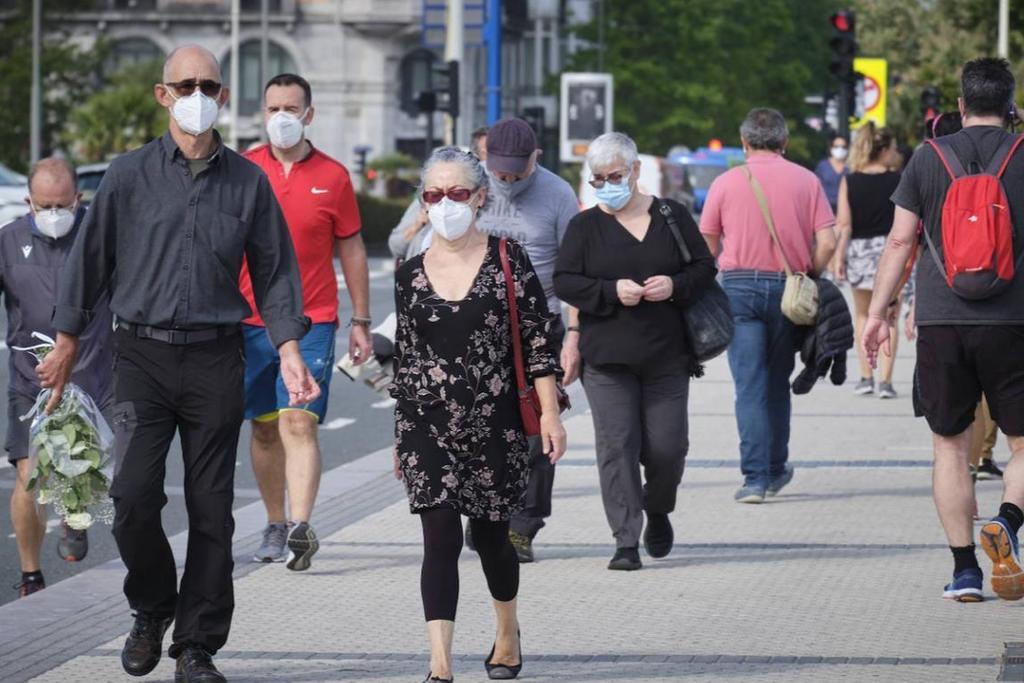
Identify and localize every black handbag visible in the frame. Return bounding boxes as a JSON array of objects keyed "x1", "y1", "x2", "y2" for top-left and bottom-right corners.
[{"x1": 657, "y1": 200, "x2": 734, "y2": 365}]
